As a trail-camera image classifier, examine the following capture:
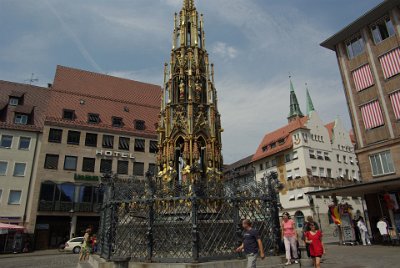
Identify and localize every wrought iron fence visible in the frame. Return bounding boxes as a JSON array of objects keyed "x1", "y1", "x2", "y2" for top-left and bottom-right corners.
[{"x1": 97, "y1": 171, "x2": 281, "y2": 263}]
